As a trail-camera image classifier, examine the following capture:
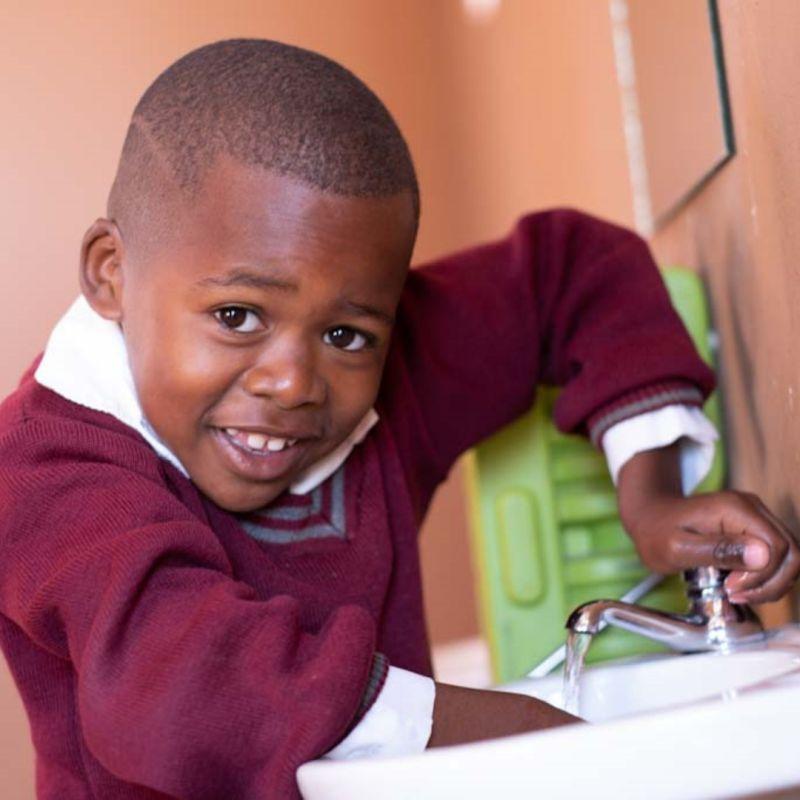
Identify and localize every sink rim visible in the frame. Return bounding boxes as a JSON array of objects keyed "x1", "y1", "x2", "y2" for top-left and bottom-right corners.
[
  {"x1": 298, "y1": 626, "x2": 800, "y2": 799},
  {"x1": 298, "y1": 673, "x2": 800, "y2": 799}
]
